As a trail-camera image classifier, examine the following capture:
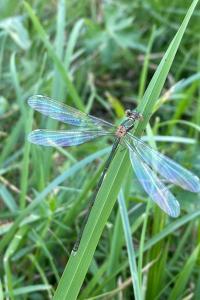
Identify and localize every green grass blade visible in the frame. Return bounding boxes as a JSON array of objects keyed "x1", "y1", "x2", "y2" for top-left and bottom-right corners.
[
  {"x1": 137, "y1": 200, "x2": 151, "y2": 288},
  {"x1": 118, "y1": 190, "x2": 142, "y2": 300},
  {"x1": 53, "y1": 2, "x2": 199, "y2": 299},
  {"x1": 23, "y1": 1, "x2": 84, "y2": 110},
  {"x1": 0, "y1": 184, "x2": 17, "y2": 212},
  {"x1": 64, "y1": 19, "x2": 84, "y2": 70},
  {"x1": 51, "y1": 0, "x2": 66, "y2": 101},
  {"x1": 168, "y1": 245, "x2": 200, "y2": 300},
  {"x1": 106, "y1": 210, "x2": 124, "y2": 289},
  {"x1": 4, "y1": 226, "x2": 28, "y2": 299},
  {"x1": 159, "y1": 119, "x2": 200, "y2": 132},
  {"x1": 19, "y1": 108, "x2": 33, "y2": 209},
  {"x1": 0, "y1": 118, "x2": 24, "y2": 166},
  {"x1": 0, "y1": 279, "x2": 3, "y2": 300},
  {"x1": 138, "y1": 26, "x2": 156, "y2": 99},
  {"x1": 10, "y1": 53, "x2": 24, "y2": 116},
  {"x1": 28, "y1": 254, "x2": 53, "y2": 299}
]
